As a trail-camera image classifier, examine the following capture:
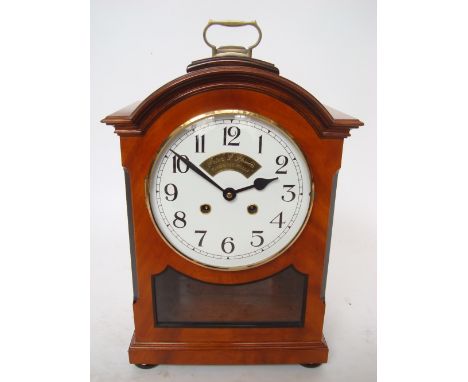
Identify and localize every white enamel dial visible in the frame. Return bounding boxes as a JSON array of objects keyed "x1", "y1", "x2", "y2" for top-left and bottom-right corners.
[{"x1": 148, "y1": 111, "x2": 313, "y2": 269}]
